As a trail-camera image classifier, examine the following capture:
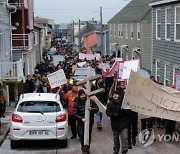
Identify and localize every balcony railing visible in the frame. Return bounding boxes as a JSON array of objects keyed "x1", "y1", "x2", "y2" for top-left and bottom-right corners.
[
  {"x1": 0, "y1": 58, "x2": 24, "y2": 81},
  {"x1": 8, "y1": 0, "x2": 28, "y2": 9},
  {"x1": 12, "y1": 33, "x2": 34, "y2": 51}
]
